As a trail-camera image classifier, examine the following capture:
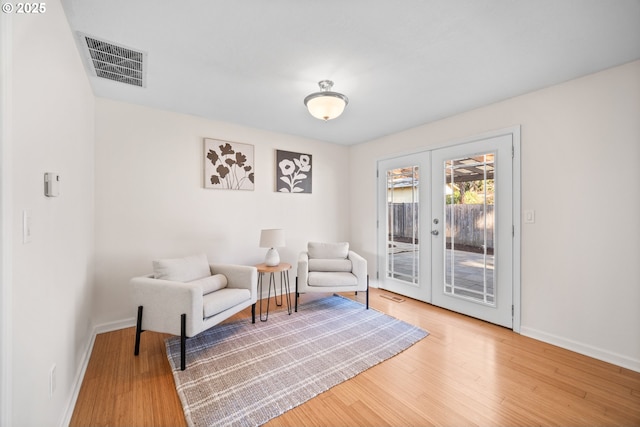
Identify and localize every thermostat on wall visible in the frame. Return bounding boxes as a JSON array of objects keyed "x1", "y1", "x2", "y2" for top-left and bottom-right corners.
[{"x1": 44, "y1": 172, "x2": 60, "y2": 197}]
